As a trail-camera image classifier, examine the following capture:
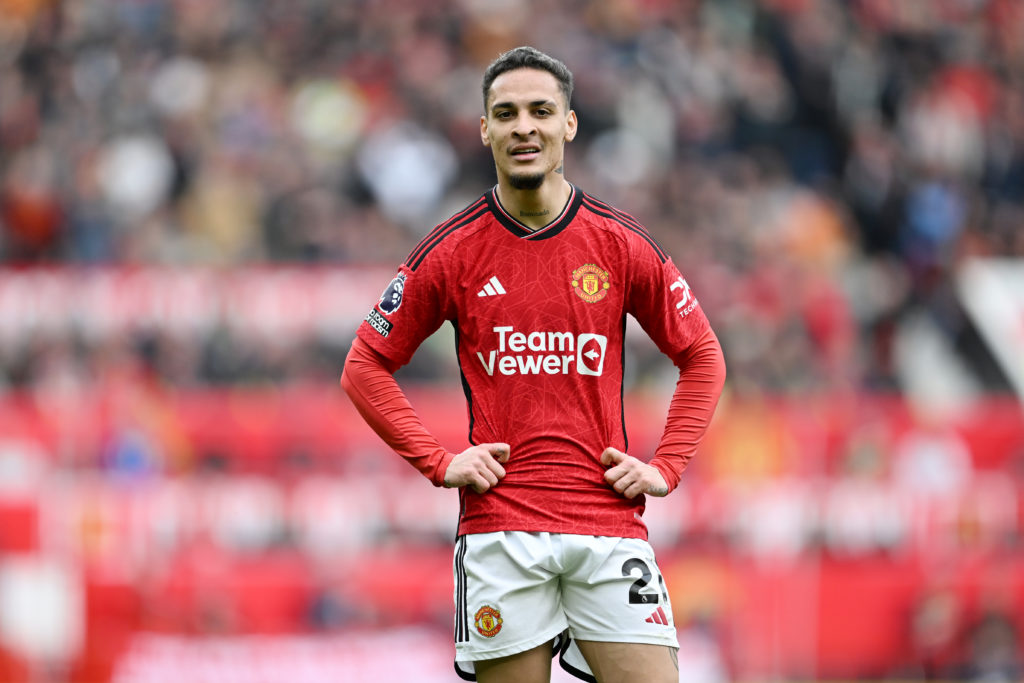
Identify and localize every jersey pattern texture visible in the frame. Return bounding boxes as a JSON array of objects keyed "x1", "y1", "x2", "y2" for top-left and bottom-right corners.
[{"x1": 356, "y1": 185, "x2": 710, "y2": 539}]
